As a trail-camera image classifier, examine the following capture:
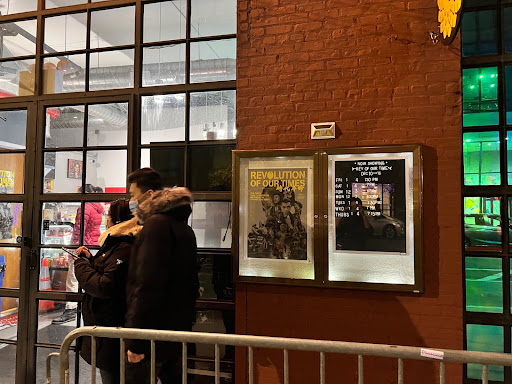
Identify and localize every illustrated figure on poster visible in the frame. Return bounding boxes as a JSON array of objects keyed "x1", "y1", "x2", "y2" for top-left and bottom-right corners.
[
  {"x1": 335, "y1": 197, "x2": 372, "y2": 251},
  {"x1": 0, "y1": 203, "x2": 13, "y2": 240},
  {"x1": 248, "y1": 184, "x2": 307, "y2": 260}
]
